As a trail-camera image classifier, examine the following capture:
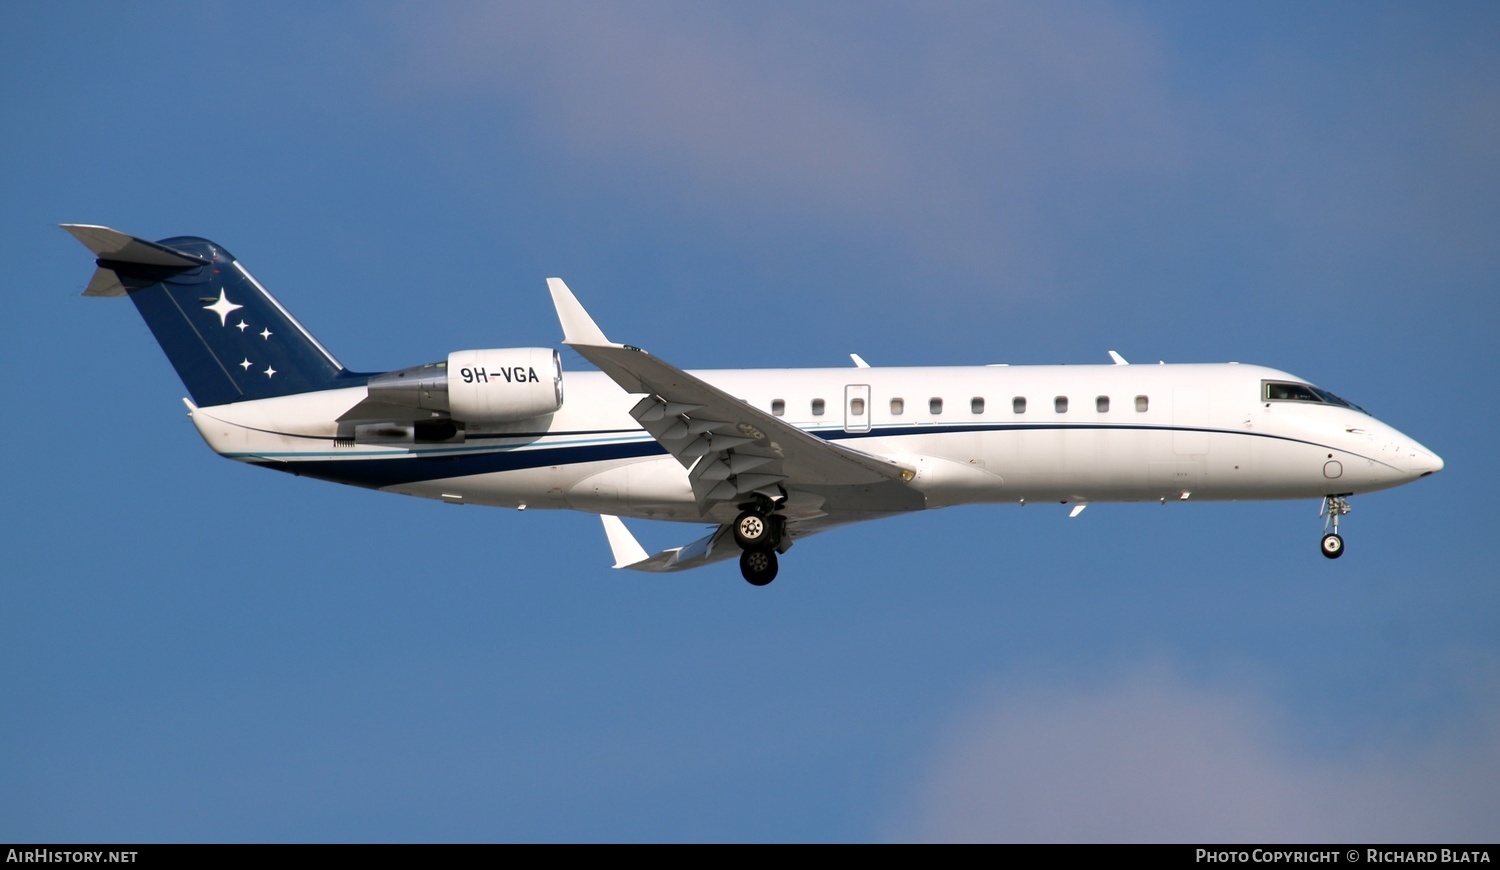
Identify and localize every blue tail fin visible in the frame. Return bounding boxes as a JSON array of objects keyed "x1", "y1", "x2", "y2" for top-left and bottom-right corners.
[{"x1": 64, "y1": 225, "x2": 367, "y2": 407}]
